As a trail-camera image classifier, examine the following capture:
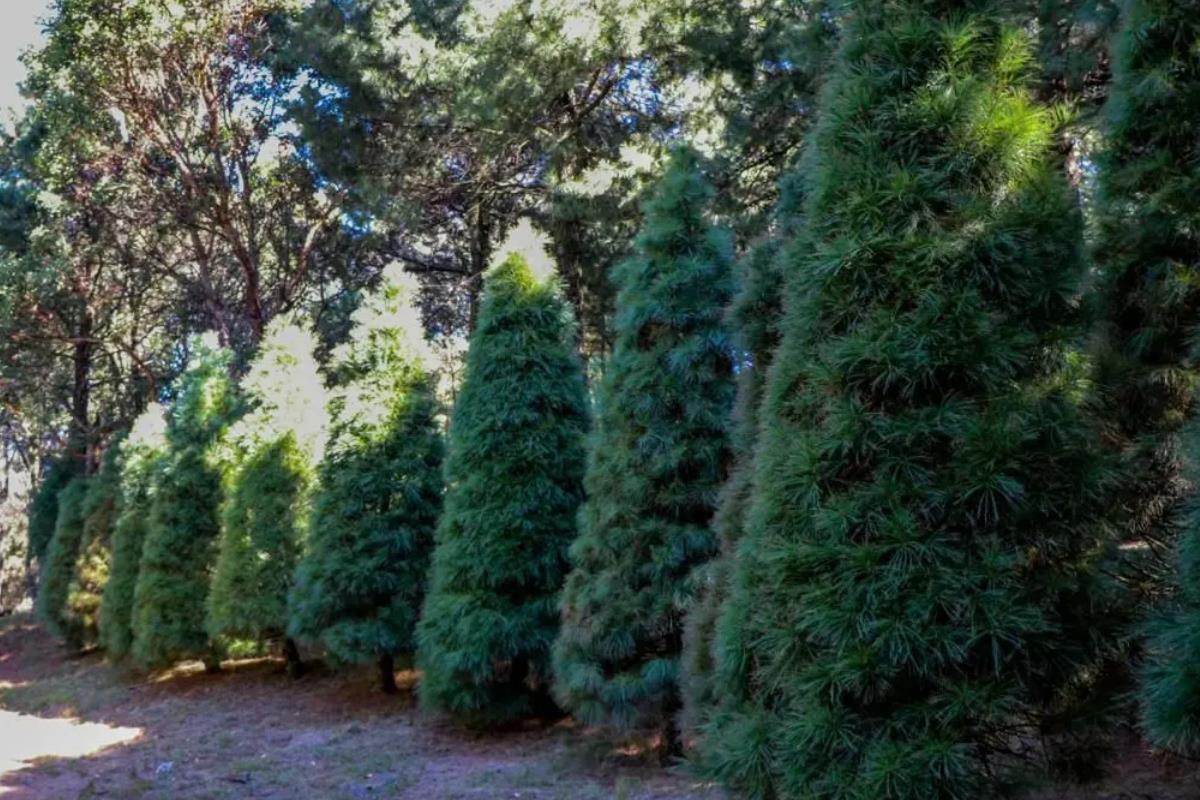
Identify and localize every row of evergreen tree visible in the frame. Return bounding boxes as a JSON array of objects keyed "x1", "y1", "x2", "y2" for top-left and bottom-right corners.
[{"x1": 26, "y1": 0, "x2": 1200, "y2": 796}]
